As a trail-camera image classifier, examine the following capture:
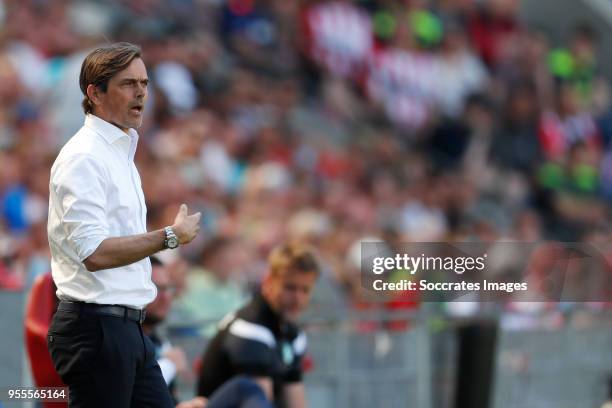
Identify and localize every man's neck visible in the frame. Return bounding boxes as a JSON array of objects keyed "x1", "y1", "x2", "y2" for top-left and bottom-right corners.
[{"x1": 260, "y1": 292, "x2": 286, "y2": 323}]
